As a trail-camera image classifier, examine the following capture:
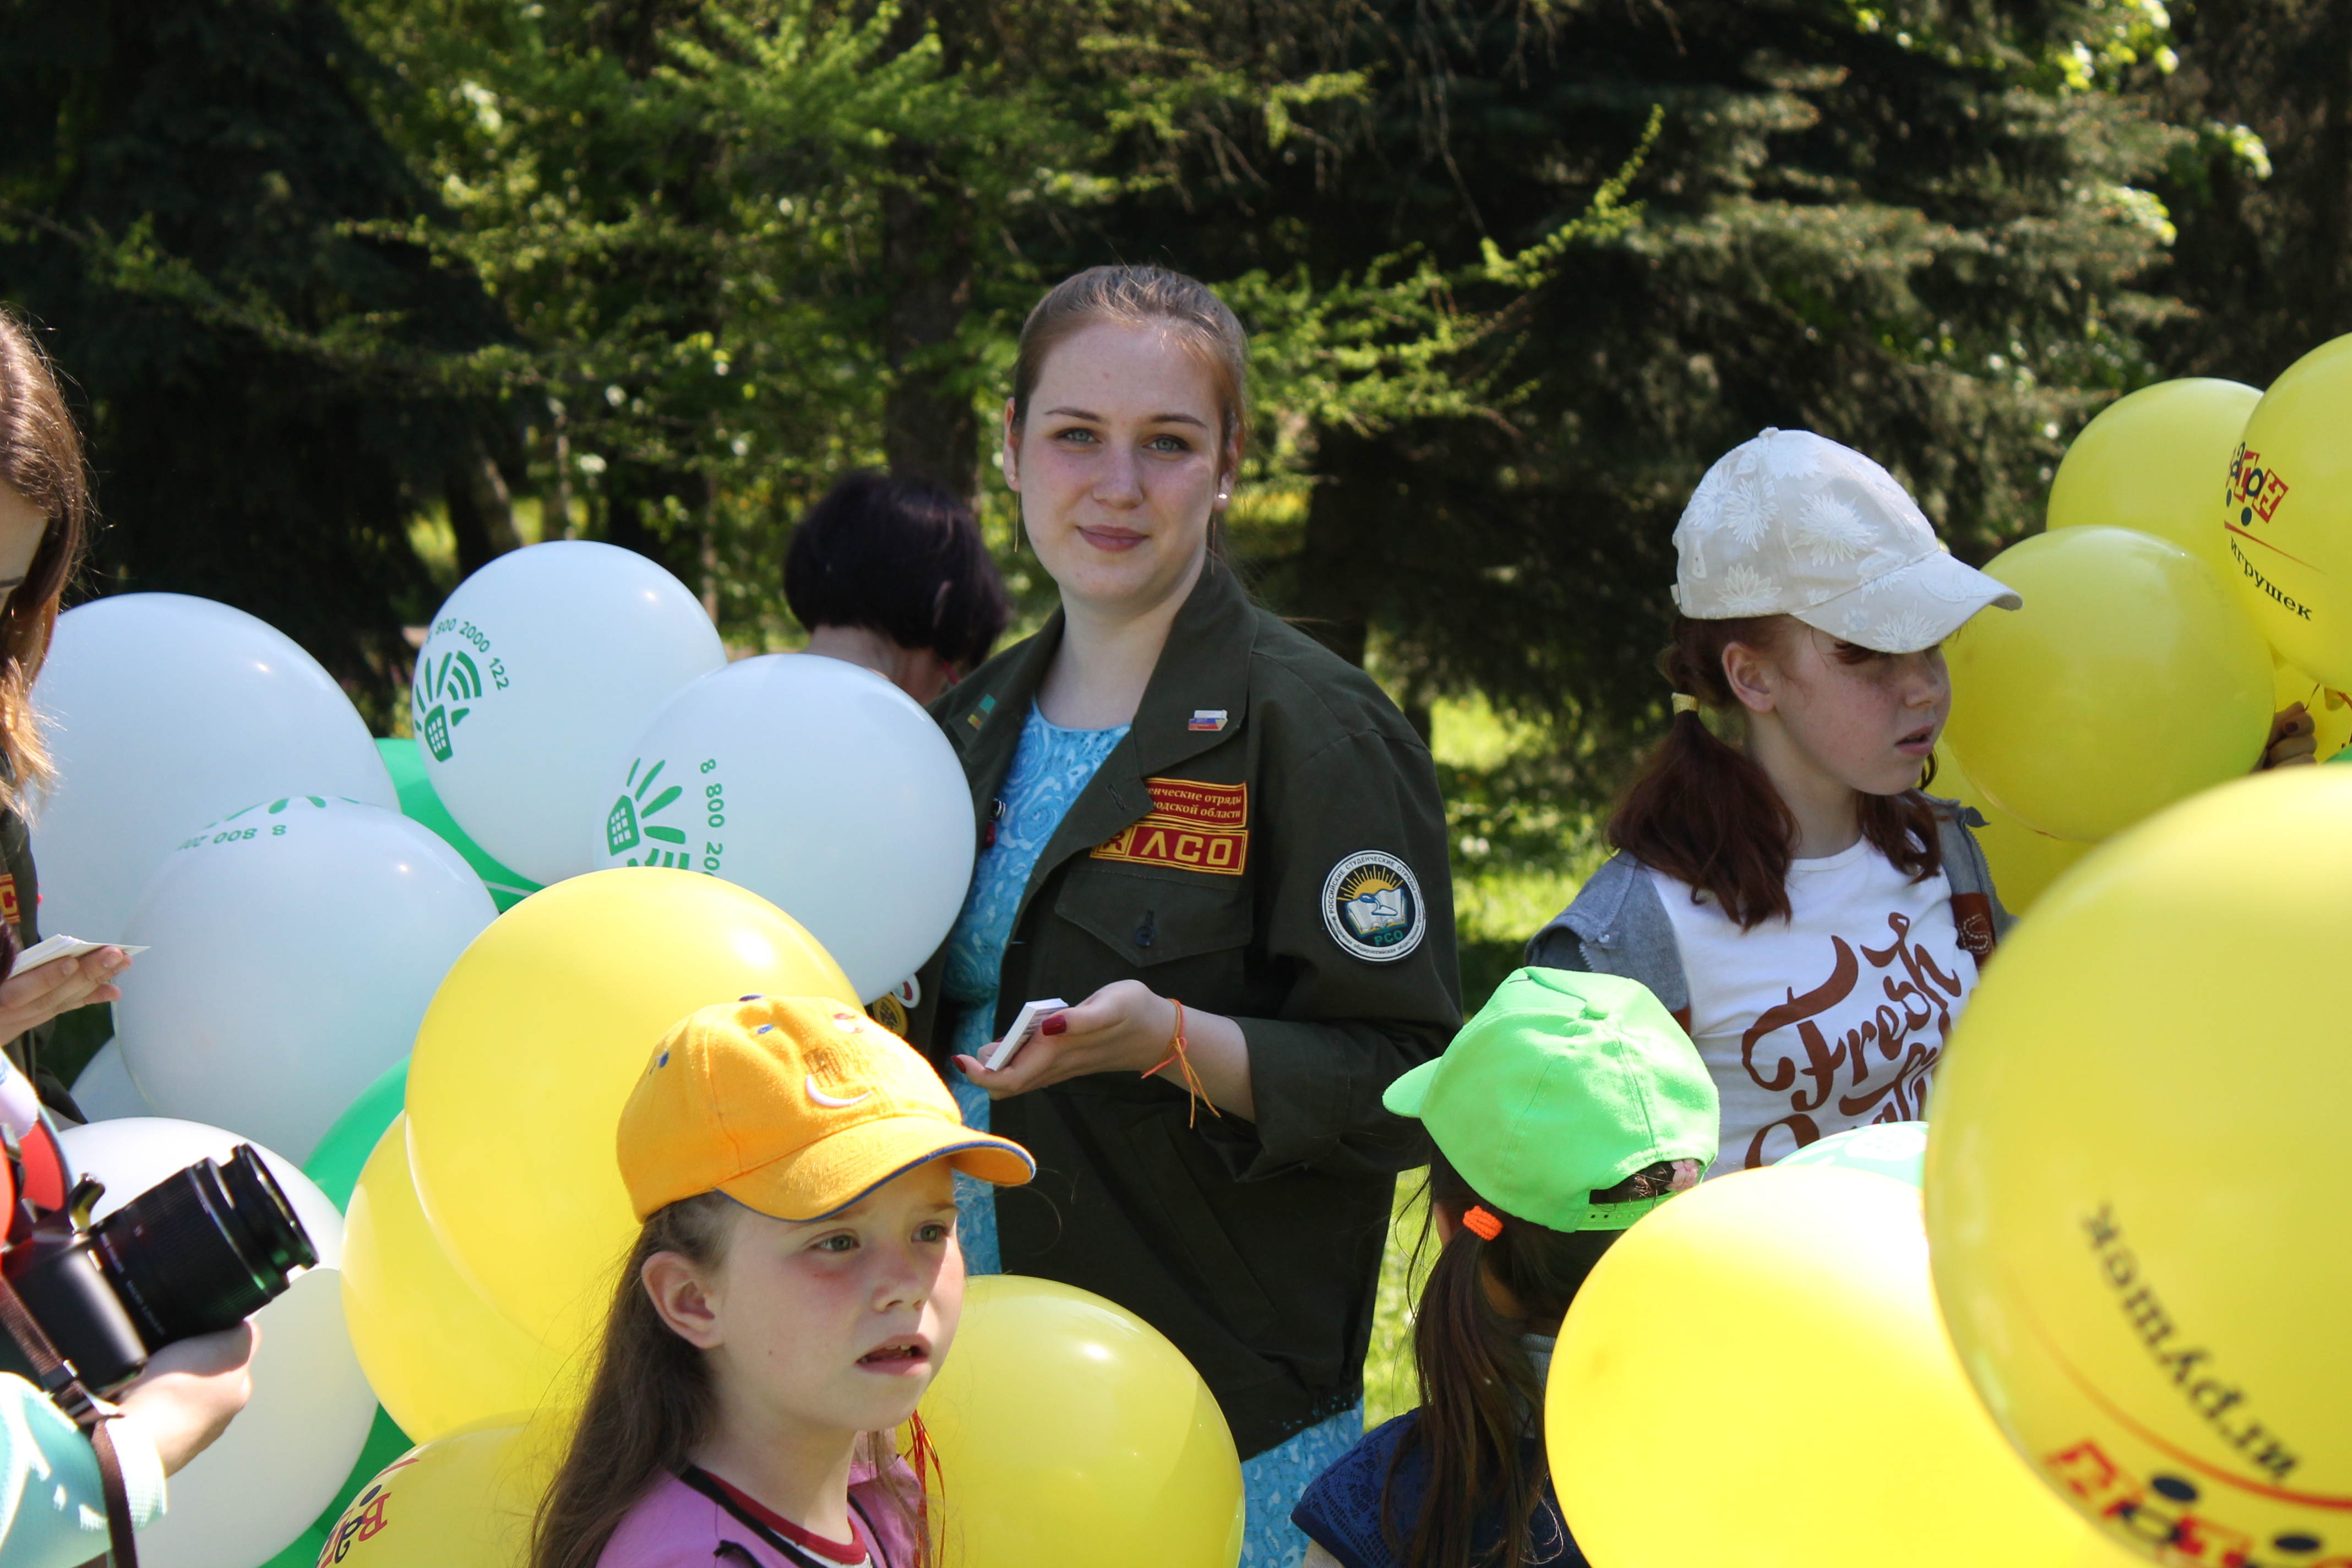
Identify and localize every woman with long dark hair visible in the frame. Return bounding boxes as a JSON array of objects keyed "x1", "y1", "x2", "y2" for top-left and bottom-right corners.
[
  {"x1": 0, "y1": 310, "x2": 133, "y2": 1106},
  {"x1": 1291, "y1": 967, "x2": 1717, "y2": 1568}
]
